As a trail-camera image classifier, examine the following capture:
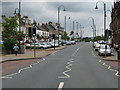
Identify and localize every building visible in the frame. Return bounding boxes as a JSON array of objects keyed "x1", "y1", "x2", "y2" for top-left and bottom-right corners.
[{"x1": 110, "y1": 0, "x2": 120, "y2": 48}]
